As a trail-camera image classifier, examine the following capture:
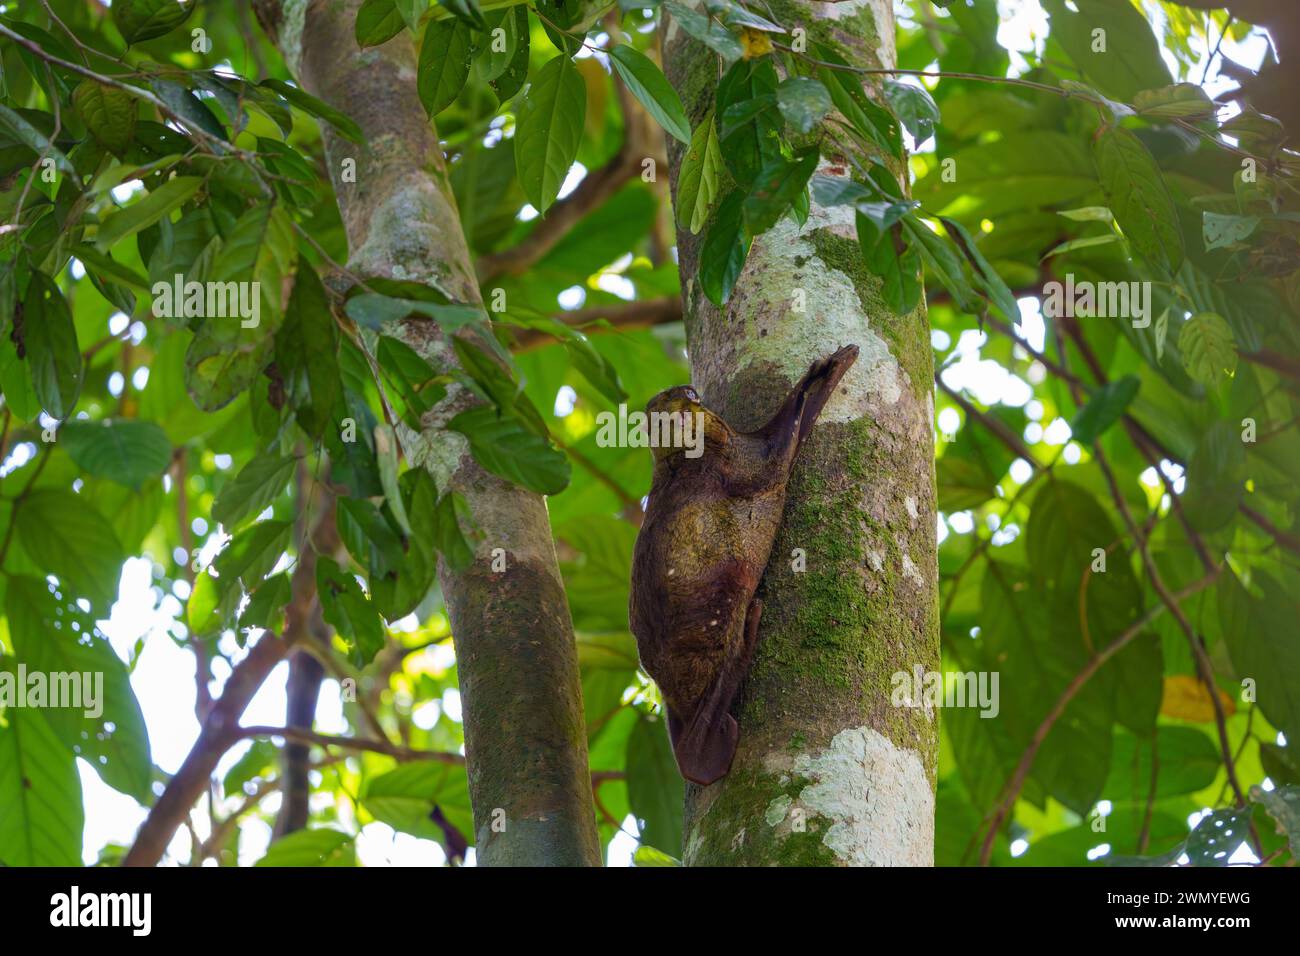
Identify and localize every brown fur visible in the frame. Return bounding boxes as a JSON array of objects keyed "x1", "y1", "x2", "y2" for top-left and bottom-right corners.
[{"x1": 629, "y1": 346, "x2": 859, "y2": 784}]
